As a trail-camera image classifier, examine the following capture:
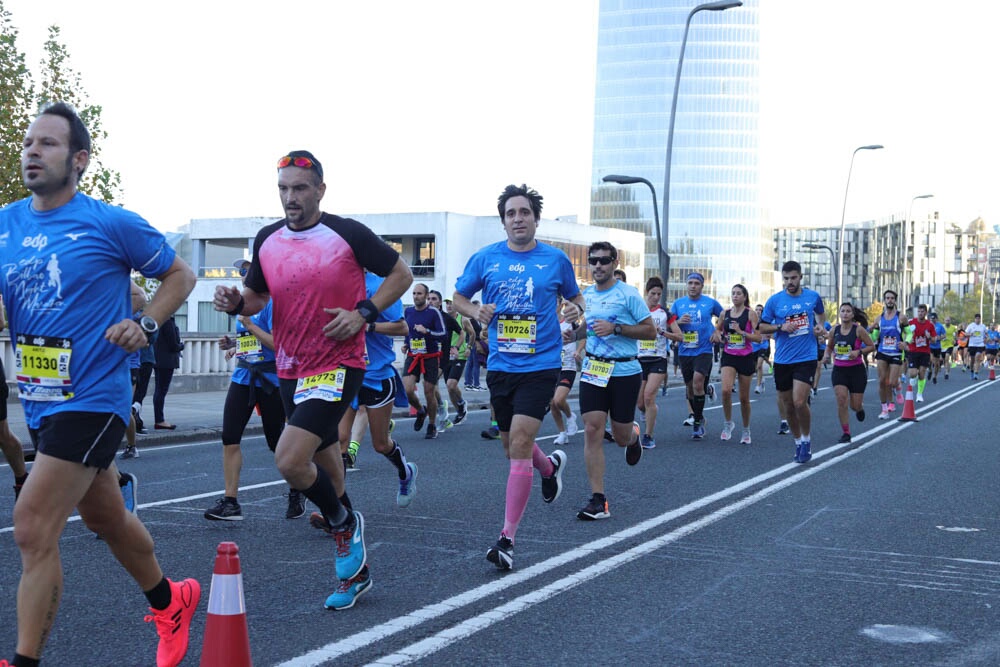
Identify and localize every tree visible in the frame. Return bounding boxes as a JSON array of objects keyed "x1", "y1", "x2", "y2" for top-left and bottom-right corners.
[
  {"x1": 0, "y1": 1, "x2": 32, "y2": 205},
  {"x1": 0, "y1": 7, "x2": 122, "y2": 207},
  {"x1": 865, "y1": 300, "x2": 883, "y2": 327}
]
